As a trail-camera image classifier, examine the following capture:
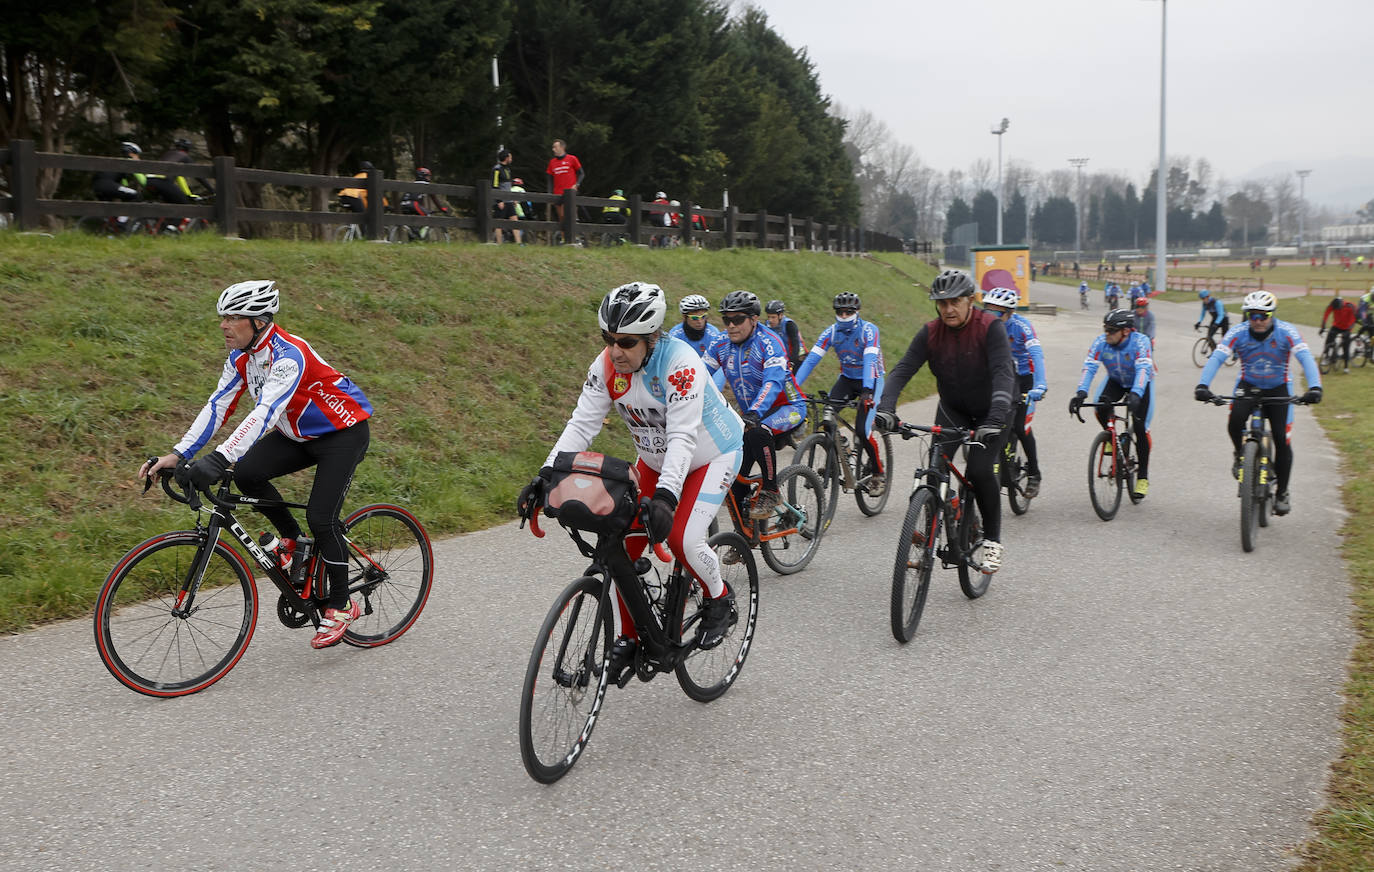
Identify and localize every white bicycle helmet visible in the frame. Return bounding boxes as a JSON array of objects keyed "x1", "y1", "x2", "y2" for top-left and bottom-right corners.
[
  {"x1": 1242, "y1": 290, "x2": 1277, "y2": 313},
  {"x1": 679, "y1": 294, "x2": 710, "y2": 314},
  {"x1": 982, "y1": 286, "x2": 1019, "y2": 309},
  {"x1": 217, "y1": 280, "x2": 280, "y2": 318},
  {"x1": 599, "y1": 282, "x2": 666, "y2": 334}
]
